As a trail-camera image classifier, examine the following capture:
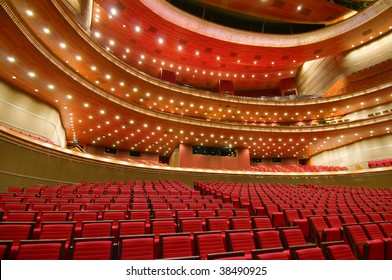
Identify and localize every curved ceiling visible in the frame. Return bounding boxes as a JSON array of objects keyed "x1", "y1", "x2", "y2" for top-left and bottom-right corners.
[
  {"x1": 0, "y1": 0, "x2": 391, "y2": 161},
  {"x1": 176, "y1": 0, "x2": 357, "y2": 25},
  {"x1": 90, "y1": 0, "x2": 390, "y2": 91}
]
